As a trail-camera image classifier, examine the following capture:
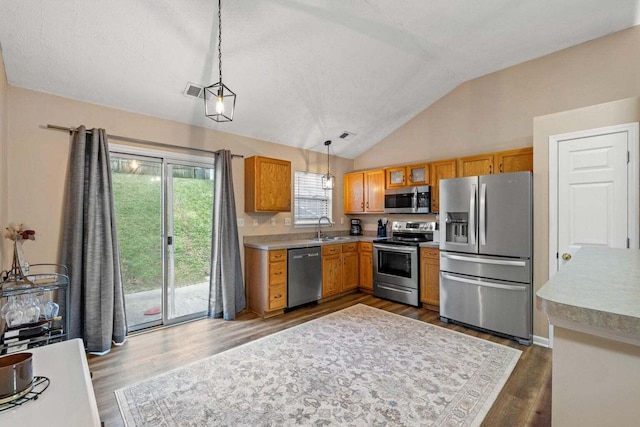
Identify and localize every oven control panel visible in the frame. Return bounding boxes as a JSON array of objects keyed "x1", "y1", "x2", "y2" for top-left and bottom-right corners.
[{"x1": 391, "y1": 221, "x2": 436, "y2": 233}]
